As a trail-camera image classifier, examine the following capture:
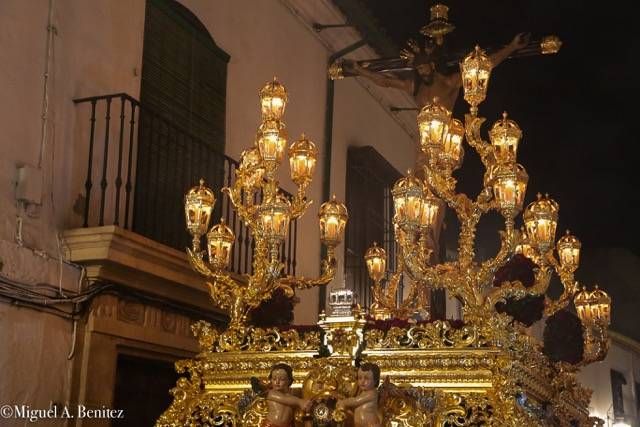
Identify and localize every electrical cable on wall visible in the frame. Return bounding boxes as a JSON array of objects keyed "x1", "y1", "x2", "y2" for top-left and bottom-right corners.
[
  {"x1": 38, "y1": 0, "x2": 56, "y2": 169},
  {"x1": 0, "y1": 273, "x2": 226, "y2": 325}
]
